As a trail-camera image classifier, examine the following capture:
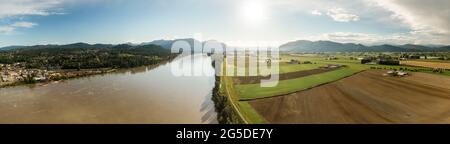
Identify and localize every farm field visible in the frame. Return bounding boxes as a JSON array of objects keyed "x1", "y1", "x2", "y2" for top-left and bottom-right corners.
[
  {"x1": 221, "y1": 53, "x2": 450, "y2": 124},
  {"x1": 235, "y1": 66, "x2": 366, "y2": 100},
  {"x1": 229, "y1": 54, "x2": 326, "y2": 75},
  {"x1": 233, "y1": 66, "x2": 340, "y2": 84},
  {"x1": 249, "y1": 70, "x2": 450, "y2": 124},
  {"x1": 401, "y1": 60, "x2": 450, "y2": 69},
  {"x1": 402, "y1": 72, "x2": 450, "y2": 90}
]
